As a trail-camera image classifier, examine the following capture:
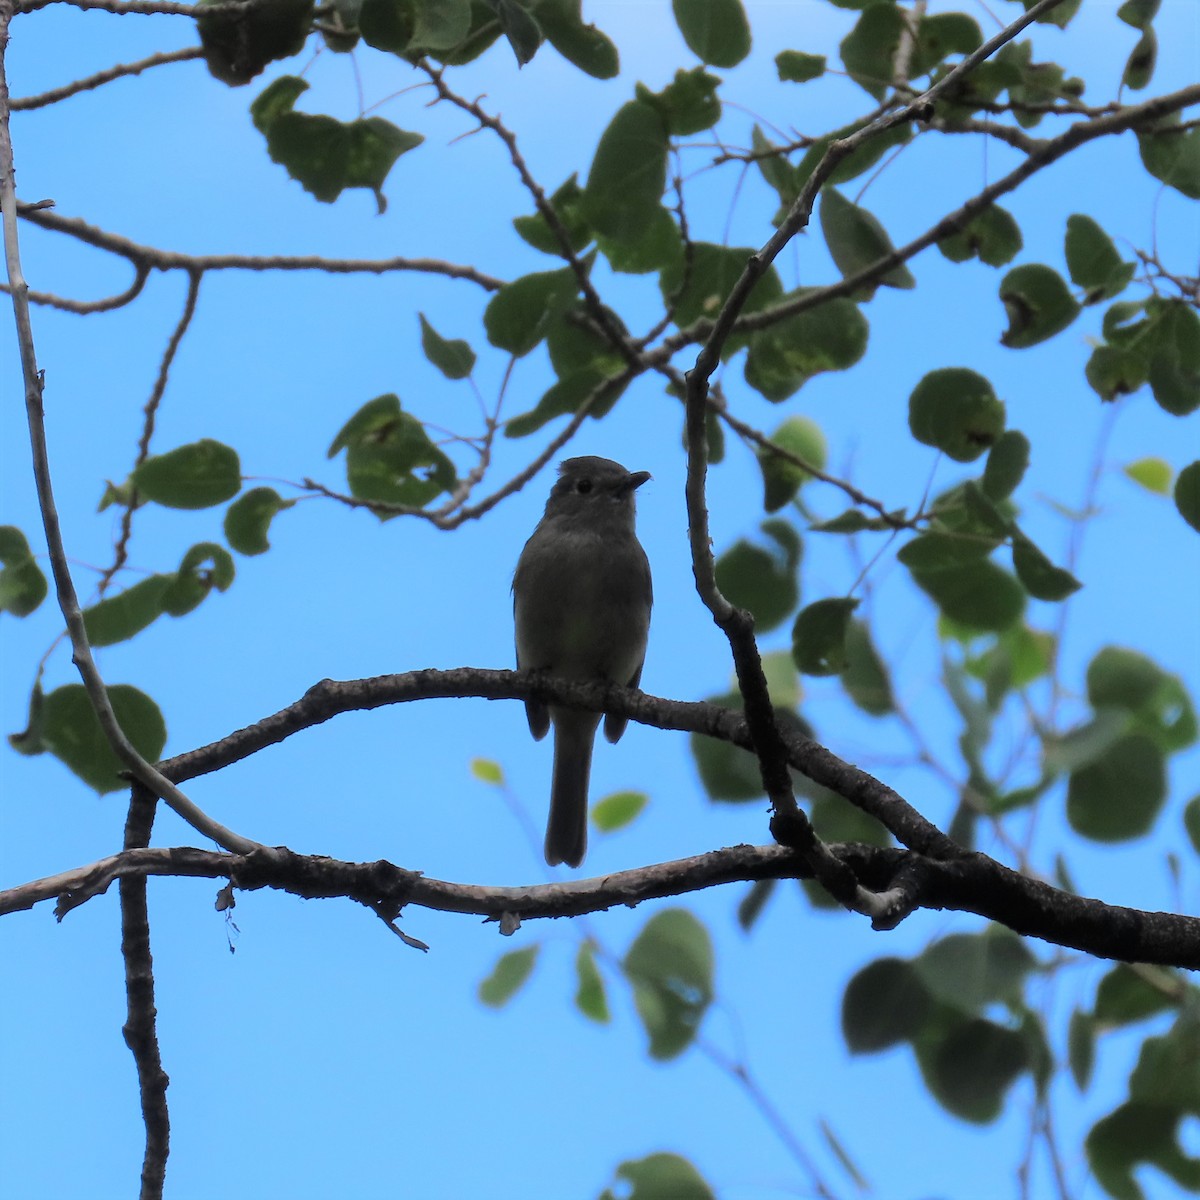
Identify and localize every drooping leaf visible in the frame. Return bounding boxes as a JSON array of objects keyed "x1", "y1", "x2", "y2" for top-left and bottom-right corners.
[
  {"x1": 1123, "y1": 457, "x2": 1172, "y2": 496},
  {"x1": 908, "y1": 367, "x2": 1005, "y2": 463},
  {"x1": 483, "y1": 264, "x2": 580, "y2": 355},
  {"x1": 623, "y1": 909, "x2": 713, "y2": 1060},
  {"x1": 758, "y1": 417, "x2": 827, "y2": 511},
  {"x1": 820, "y1": 188, "x2": 915, "y2": 295},
  {"x1": 535, "y1": 0, "x2": 618, "y2": 78},
  {"x1": 582, "y1": 101, "x2": 669, "y2": 259},
  {"x1": 1176, "y1": 461, "x2": 1200, "y2": 532},
  {"x1": 574, "y1": 941, "x2": 610, "y2": 1022},
  {"x1": 1011, "y1": 532, "x2": 1082, "y2": 602},
  {"x1": 607, "y1": 1153, "x2": 716, "y2": 1200},
  {"x1": 916, "y1": 1015, "x2": 1031, "y2": 1124},
  {"x1": 1146, "y1": 300, "x2": 1200, "y2": 415},
  {"x1": 0, "y1": 525, "x2": 48, "y2": 618},
  {"x1": 160, "y1": 542, "x2": 236, "y2": 617},
  {"x1": 512, "y1": 174, "x2": 592, "y2": 257},
  {"x1": 792, "y1": 597, "x2": 859, "y2": 676},
  {"x1": 1065, "y1": 215, "x2": 1134, "y2": 303},
  {"x1": 419, "y1": 314, "x2": 476, "y2": 379},
  {"x1": 131, "y1": 439, "x2": 241, "y2": 510},
  {"x1": 671, "y1": 0, "x2": 750, "y2": 67},
  {"x1": 744, "y1": 294, "x2": 868, "y2": 402},
  {"x1": 251, "y1": 76, "x2": 423, "y2": 212},
  {"x1": 591, "y1": 790, "x2": 648, "y2": 833},
  {"x1": 41, "y1": 683, "x2": 167, "y2": 794},
  {"x1": 911, "y1": 559, "x2": 1025, "y2": 632},
  {"x1": 1138, "y1": 116, "x2": 1200, "y2": 199},
  {"x1": 1067, "y1": 732, "x2": 1167, "y2": 842},
  {"x1": 999, "y1": 263, "x2": 1080, "y2": 348},
  {"x1": 842, "y1": 958, "x2": 932, "y2": 1052},
  {"x1": 478, "y1": 945, "x2": 539, "y2": 1007},
  {"x1": 841, "y1": 619, "x2": 894, "y2": 716},
  {"x1": 224, "y1": 486, "x2": 296, "y2": 556},
  {"x1": 776, "y1": 49, "x2": 825, "y2": 83},
  {"x1": 982, "y1": 431, "x2": 1031, "y2": 501},
  {"x1": 82, "y1": 575, "x2": 173, "y2": 646},
  {"x1": 636, "y1": 68, "x2": 721, "y2": 136},
  {"x1": 937, "y1": 205, "x2": 1023, "y2": 268},
  {"x1": 839, "y1": 2, "x2": 906, "y2": 99},
  {"x1": 490, "y1": 0, "x2": 542, "y2": 66},
  {"x1": 714, "y1": 519, "x2": 801, "y2": 633}
]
